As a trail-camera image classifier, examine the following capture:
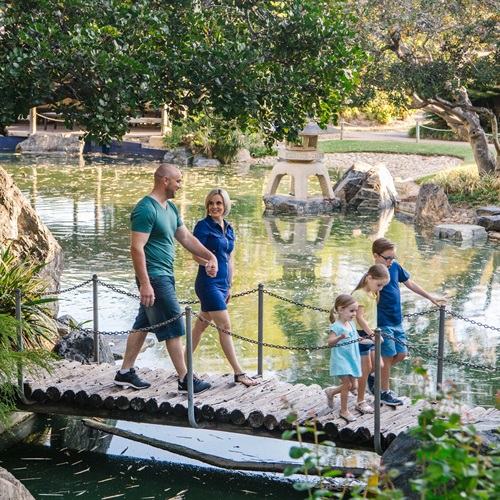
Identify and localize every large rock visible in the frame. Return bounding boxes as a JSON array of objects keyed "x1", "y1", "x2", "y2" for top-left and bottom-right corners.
[
  {"x1": 476, "y1": 215, "x2": 500, "y2": 232},
  {"x1": 162, "y1": 147, "x2": 194, "y2": 166},
  {"x1": 262, "y1": 194, "x2": 341, "y2": 215},
  {"x1": 434, "y1": 224, "x2": 488, "y2": 242},
  {"x1": 332, "y1": 162, "x2": 398, "y2": 211},
  {"x1": 414, "y1": 183, "x2": 451, "y2": 226},
  {"x1": 192, "y1": 155, "x2": 221, "y2": 167},
  {"x1": 53, "y1": 329, "x2": 115, "y2": 365},
  {"x1": 475, "y1": 205, "x2": 500, "y2": 217},
  {"x1": 0, "y1": 467, "x2": 35, "y2": 499},
  {"x1": 0, "y1": 167, "x2": 63, "y2": 293},
  {"x1": 15, "y1": 133, "x2": 83, "y2": 155}
]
